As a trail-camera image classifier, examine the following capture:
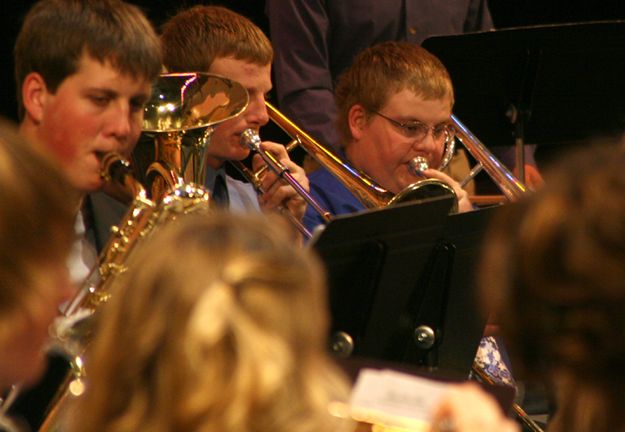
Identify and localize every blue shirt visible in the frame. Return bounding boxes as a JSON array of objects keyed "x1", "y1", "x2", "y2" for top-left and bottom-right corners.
[
  {"x1": 303, "y1": 167, "x2": 365, "y2": 233},
  {"x1": 204, "y1": 166, "x2": 260, "y2": 213}
]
